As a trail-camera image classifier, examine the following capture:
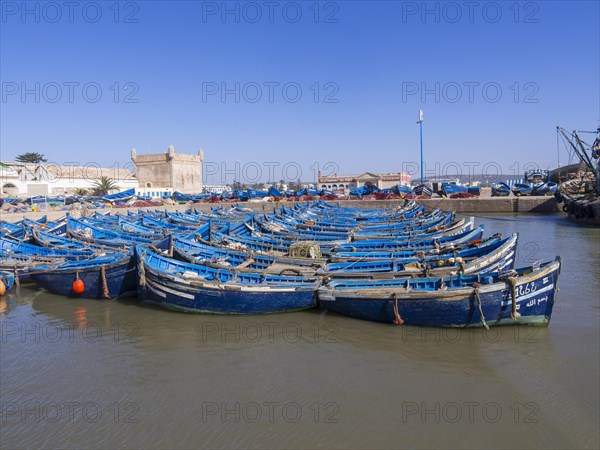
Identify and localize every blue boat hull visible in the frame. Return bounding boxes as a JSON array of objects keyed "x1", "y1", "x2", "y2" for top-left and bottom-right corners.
[
  {"x1": 29, "y1": 258, "x2": 137, "y2": 299},
  {"x1": 319, "y1": 260, "x2": 560, "y2": 327},
  {"x1": 138, "y1": 266, "x2": 317, "y2": 314}
]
